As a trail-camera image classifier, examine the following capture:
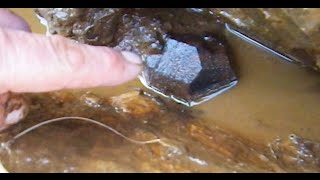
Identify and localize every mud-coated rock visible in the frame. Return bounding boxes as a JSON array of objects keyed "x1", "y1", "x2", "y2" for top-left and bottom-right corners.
[{"x1": 35, "y1": 8, "x2": 124, "y2": 46}]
